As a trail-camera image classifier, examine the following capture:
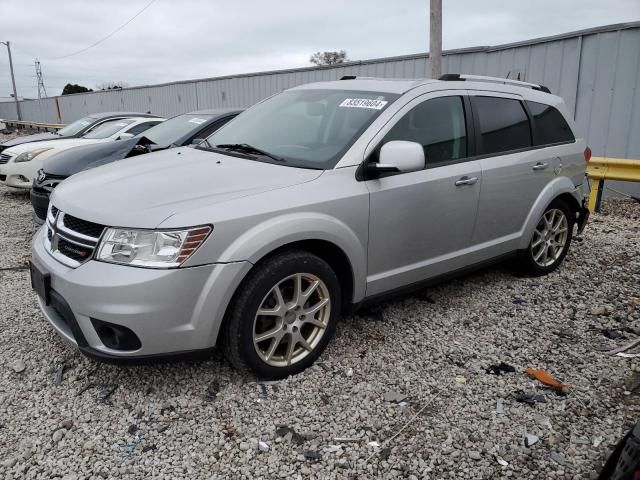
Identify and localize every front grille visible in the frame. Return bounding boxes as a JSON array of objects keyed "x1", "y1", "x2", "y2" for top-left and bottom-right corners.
[
  {"x1": 57, "y1": 238, "x2": 93, "y2": 262},
  {"x1": 0, "y1": 153, "x2": 10, "y2": 164},
  {"x1": 63, "y1": 214, "x2": 105, "y2": 238},
  {"x1": 0, "y1": 175, "x2": 5, "y2": 182},
  {"x1": 45, "y1": 208, "x2": 104, "y2": 268}
]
